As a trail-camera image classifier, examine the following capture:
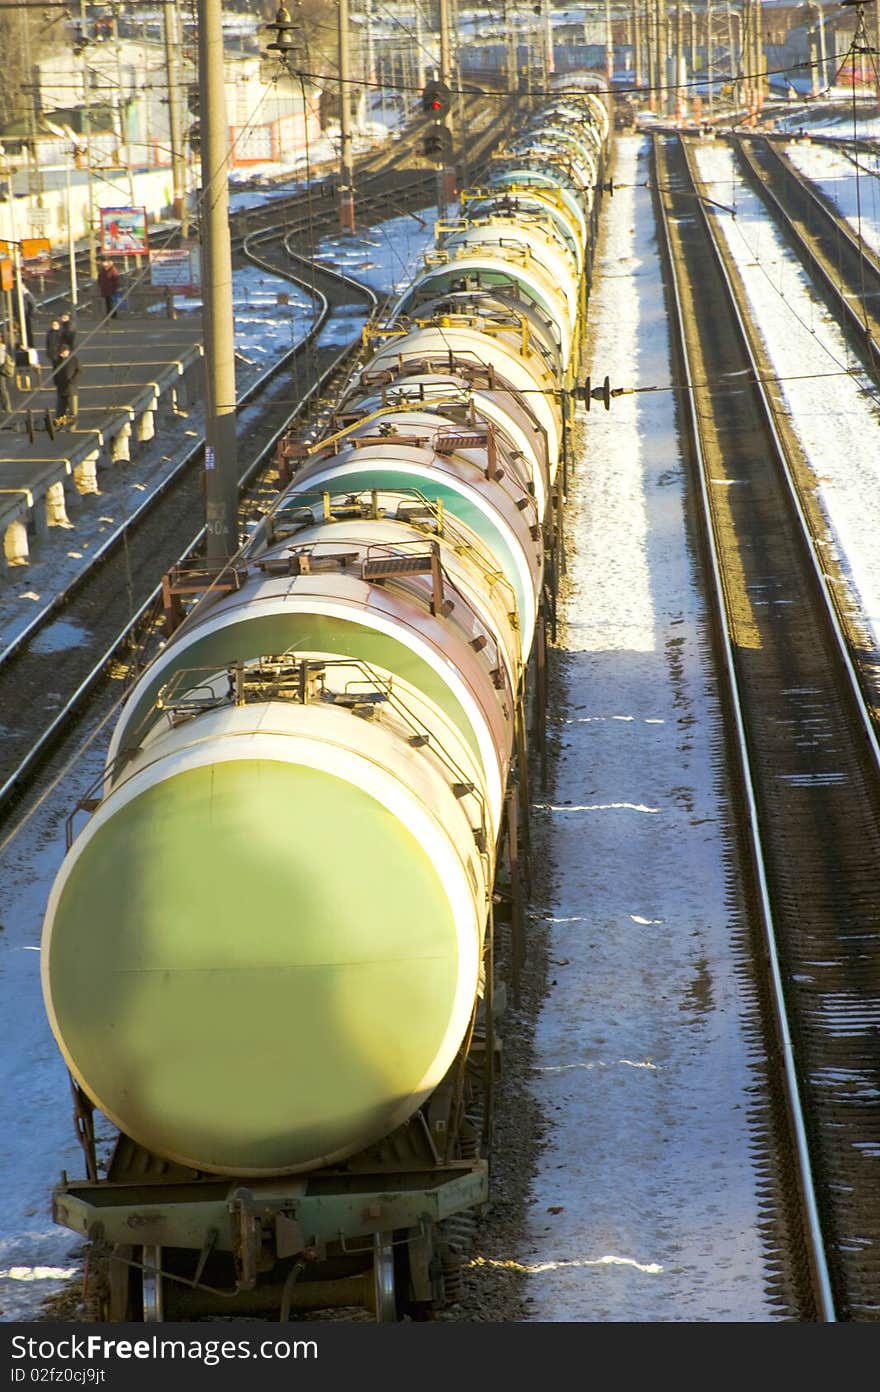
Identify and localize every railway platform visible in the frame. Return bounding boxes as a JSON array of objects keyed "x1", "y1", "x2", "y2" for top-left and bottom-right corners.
[{"x1": 0, "y1": 298, "x2": 205, "y2": 579}]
